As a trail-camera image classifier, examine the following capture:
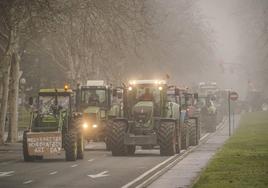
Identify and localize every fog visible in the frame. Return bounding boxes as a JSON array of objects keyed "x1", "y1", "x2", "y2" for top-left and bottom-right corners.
[{"x1": 198, "y1": 0, "x2": 268, "y2": 99}]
